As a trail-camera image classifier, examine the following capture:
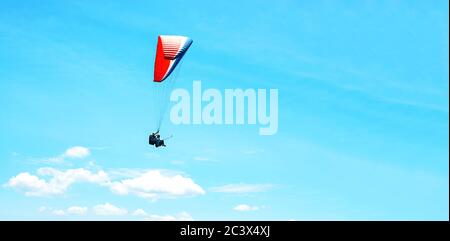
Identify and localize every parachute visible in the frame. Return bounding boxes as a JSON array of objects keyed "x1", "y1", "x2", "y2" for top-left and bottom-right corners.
[
  {"x1": 154, "y1": 35, "x2": 193, "y2": 82},
  {"x1": 151, "y1": 35, "x2": 193, "y2": 131}
]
